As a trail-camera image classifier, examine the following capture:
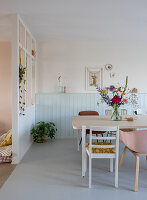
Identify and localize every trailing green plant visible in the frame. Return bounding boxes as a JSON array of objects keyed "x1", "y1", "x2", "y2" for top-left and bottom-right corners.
[
  {"x1": 19, "y1": 49, "x2": 27, "y2": 115},
  {"x1": 31, "y1": 121, "x2": 57, "y2": 143}
]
